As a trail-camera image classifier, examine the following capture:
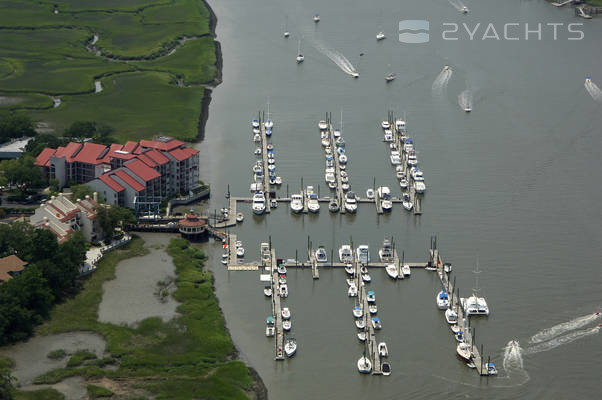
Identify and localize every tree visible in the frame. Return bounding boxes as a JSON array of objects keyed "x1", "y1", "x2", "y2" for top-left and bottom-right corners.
[
  {"x1": 25, "y1": 133, "x2": 68, "y2": 157},
  {"x1": 0, "y1": 155, "x2": 45, "y2": 191},
  {"x1": 70, "y1": 184, "x2": 95, "y2": 202},
  {"x1": 0, "y1": 114, "x2": 35, "y2": 144},
  {"x1": 96, "y1": 205, "x2": 136, "y2": 241},
  {"x1": 63, "y1": 121, "x2": 115, "y2": 145},
  {"x1": 0, "y1": 365, "x2": 15, "y2": 400}
]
